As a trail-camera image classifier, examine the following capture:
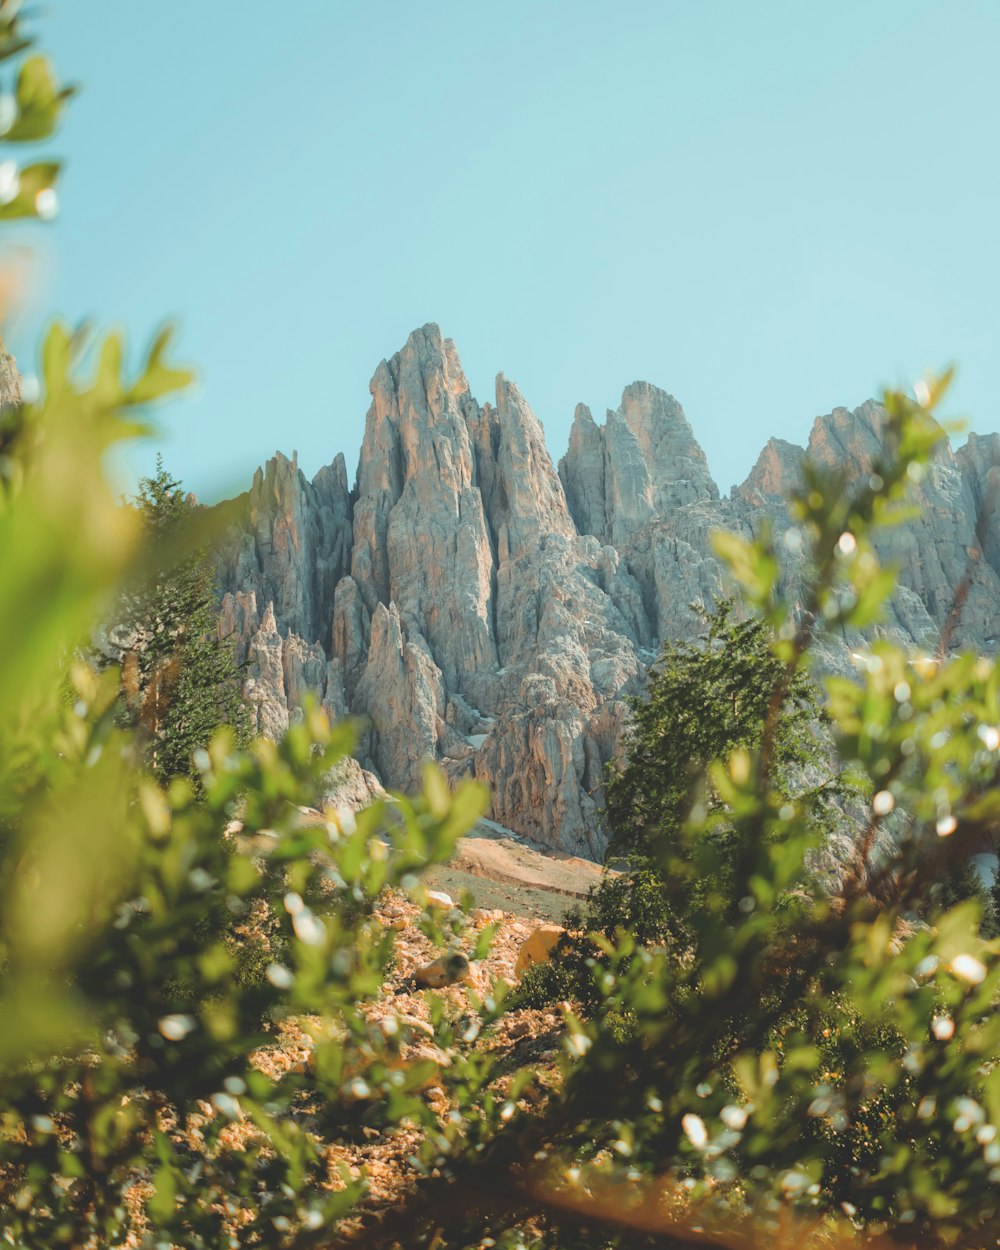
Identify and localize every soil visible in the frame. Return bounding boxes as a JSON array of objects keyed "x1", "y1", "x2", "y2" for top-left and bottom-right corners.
[{"x1": 423, "y1": 824, "x2": 610, "y2": 923}]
